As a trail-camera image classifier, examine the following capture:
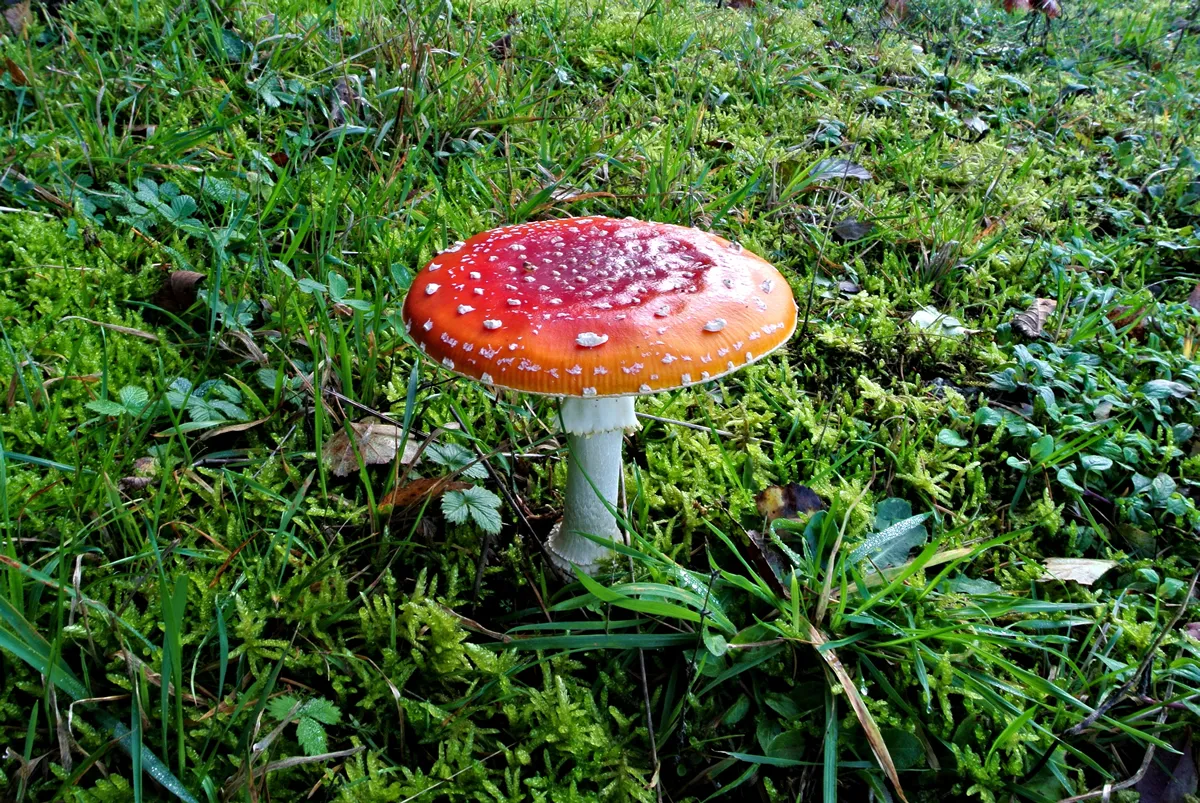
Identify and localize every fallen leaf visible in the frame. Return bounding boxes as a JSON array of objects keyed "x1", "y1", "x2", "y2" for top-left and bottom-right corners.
[
  {"x1": 809, "y1": 158, "x2": 873, "y2": 183},
  {"x1": 4, "y1": 0, "x2": 29, "y2": 37},
  {"x1": 5, "y1": 57, "x2": 28, "y2": 86},
  {"x1": 329, "y1": 77, "x2": 362, "y2": 126},
  {"x1": 270, "y1": 151, "x2": 289, "y2": 167},
  {"x1": 153, "y1": 270, "x2": 206, "y2": 313},
  {"x1": 1012, "y1": 298, "x2": 1057, "y2": 339},
  {"x1": 1033, "y1": 0, "x2": 1061, "y2": 17},
  {"x1": 724, "y1": 0, "x2": 756, "y2": 8},
  {"x1": 1187, "y1": 282, "x2": 1200, "y2": 312},
  {"x1": 745, "y1": 529, "x2": 791, "y2": 599},
  {"x1": 379, "y1": 477, "x2": 470, "y2": 510},
  {"x1": 756, "y1": 483, "x2": 825, "y2": 523},
  {"x1": 883, "y1": 0, "x2": 908, "y2": 23},
  {"x1": 489, "y1": 33, "x2": 513, "y2": 60},
  {"x1": 964, "y1": 115, "x2": 989, "y2": 137},
  {"x1": 1003, "y1": 0, "x2": 1032, "y2": 11},
  {"x1": 1039, "y1": 558, "x2": 1118, "y2": 585},
  {"x1": 833, "y1": 218, "x2": 874, "y2": 241},
  {"x1": 704, "y1": 138, "x2": 735, "y2": 151},
  {"x1": 1136, "y1": 734, "x2": 1196, "y2": 803},
  {"x1": 1108, "y1": 305, "x2": 1148, "y2": 340},
  {"x1": 323, "y1": 418, "x2": 420, "y2": 477},
  {"x1": 838, "y1": 280, "x2": 861, "y2": 295},
  {"x1": 910, "y1": 306, "x2": 975, "y2": 337}
]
